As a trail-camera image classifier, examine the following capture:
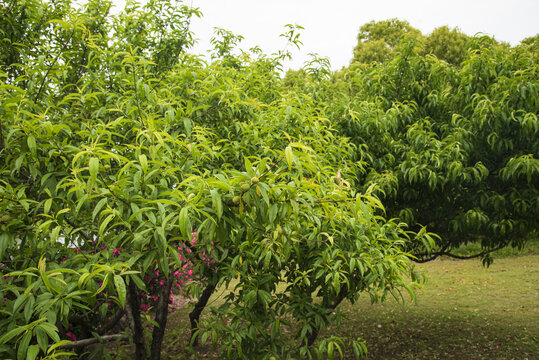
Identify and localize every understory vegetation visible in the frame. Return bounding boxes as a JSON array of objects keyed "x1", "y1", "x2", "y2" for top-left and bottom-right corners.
[
  {"x1": 0, "y1": 0, "x2": 537, "y2": 359},
  {"x1": 162, "y1": 250, "x2": 539, "y2": 360}
]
